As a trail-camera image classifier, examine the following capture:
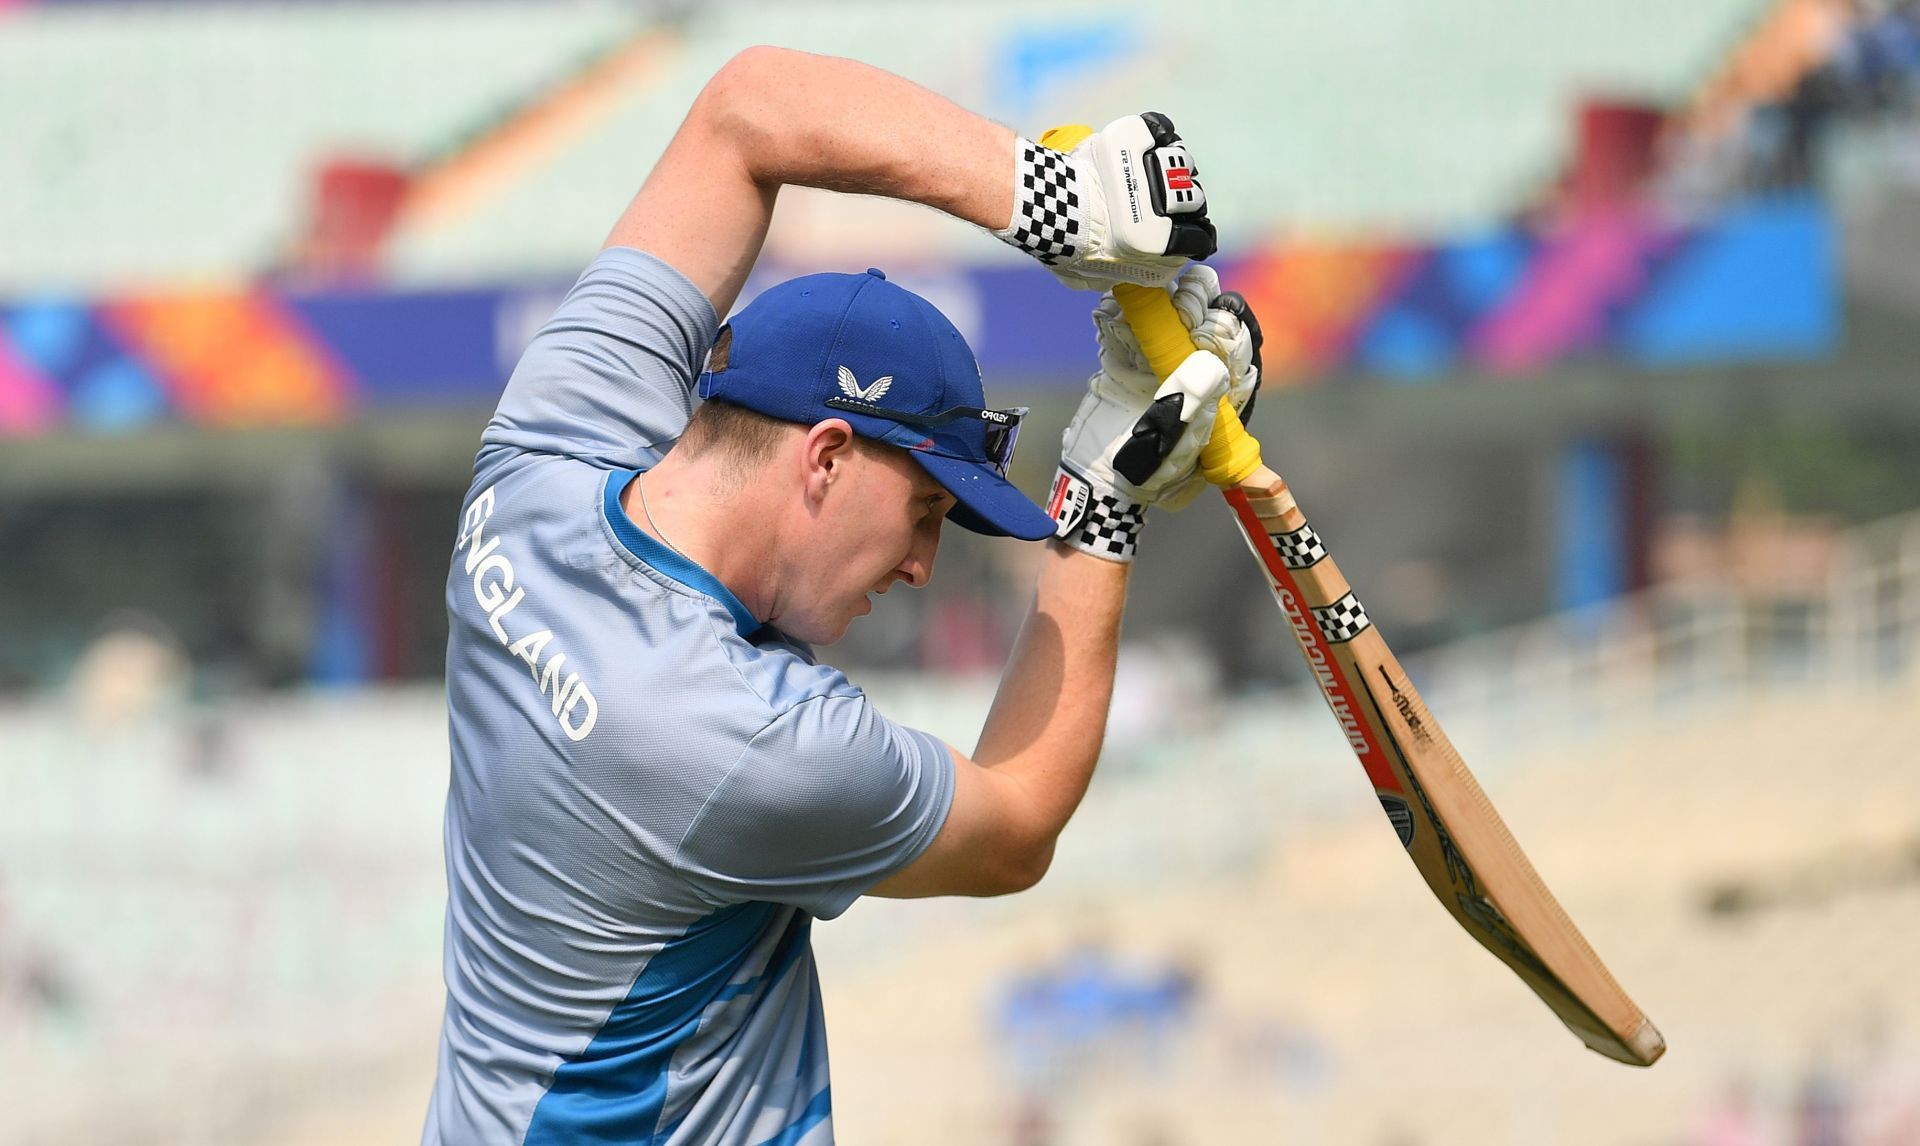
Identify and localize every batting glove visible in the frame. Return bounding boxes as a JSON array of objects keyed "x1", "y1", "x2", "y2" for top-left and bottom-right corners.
[
  {"x1": 1169, "y1": 264, "x2": 1263, "y2": 430},
  {"x1": 1090, "y1": 265, "x2": 1264, "y2": 508},
  {"x1": 1121, "y1": 266, "x2": 1267, "y2": 466},
  {"x1": 1048, "y1": 318, "x2": 1231, "y2": 562},
  {"x1": 995, "y1": 113, "x2": 1217, "y2": 292}
]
